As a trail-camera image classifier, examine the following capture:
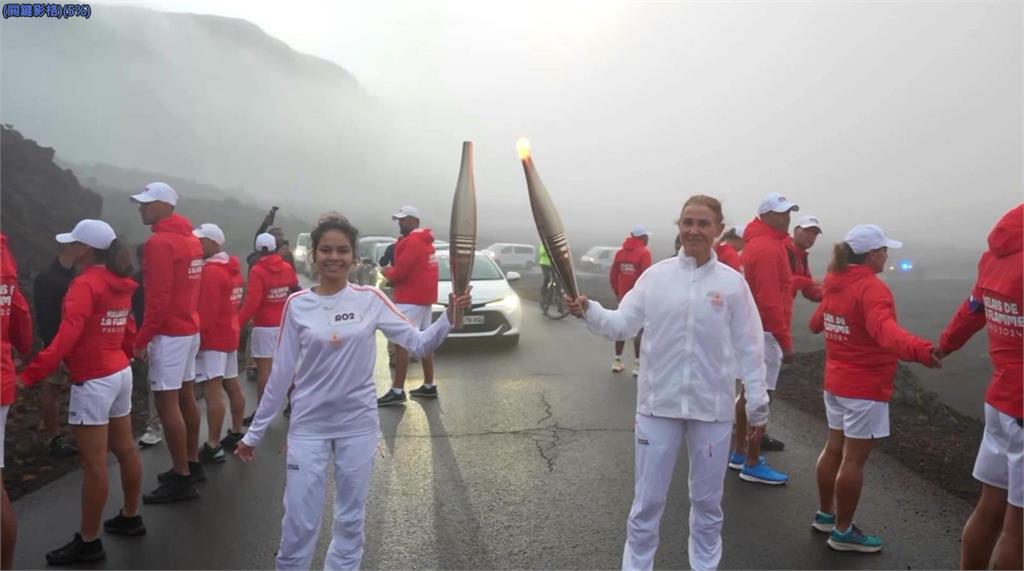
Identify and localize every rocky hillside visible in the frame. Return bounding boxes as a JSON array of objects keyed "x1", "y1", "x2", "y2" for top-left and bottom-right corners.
[{"x1": 0, "y1": 126, "x2": 102, "y2": 281}]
